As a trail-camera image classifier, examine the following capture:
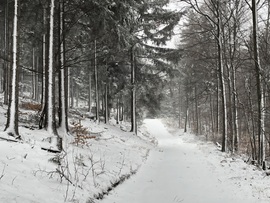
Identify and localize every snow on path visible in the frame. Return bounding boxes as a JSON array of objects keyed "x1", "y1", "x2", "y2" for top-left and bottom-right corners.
[{"x1": 99, "y1": 119, "x2": 269, "y2": 203}]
